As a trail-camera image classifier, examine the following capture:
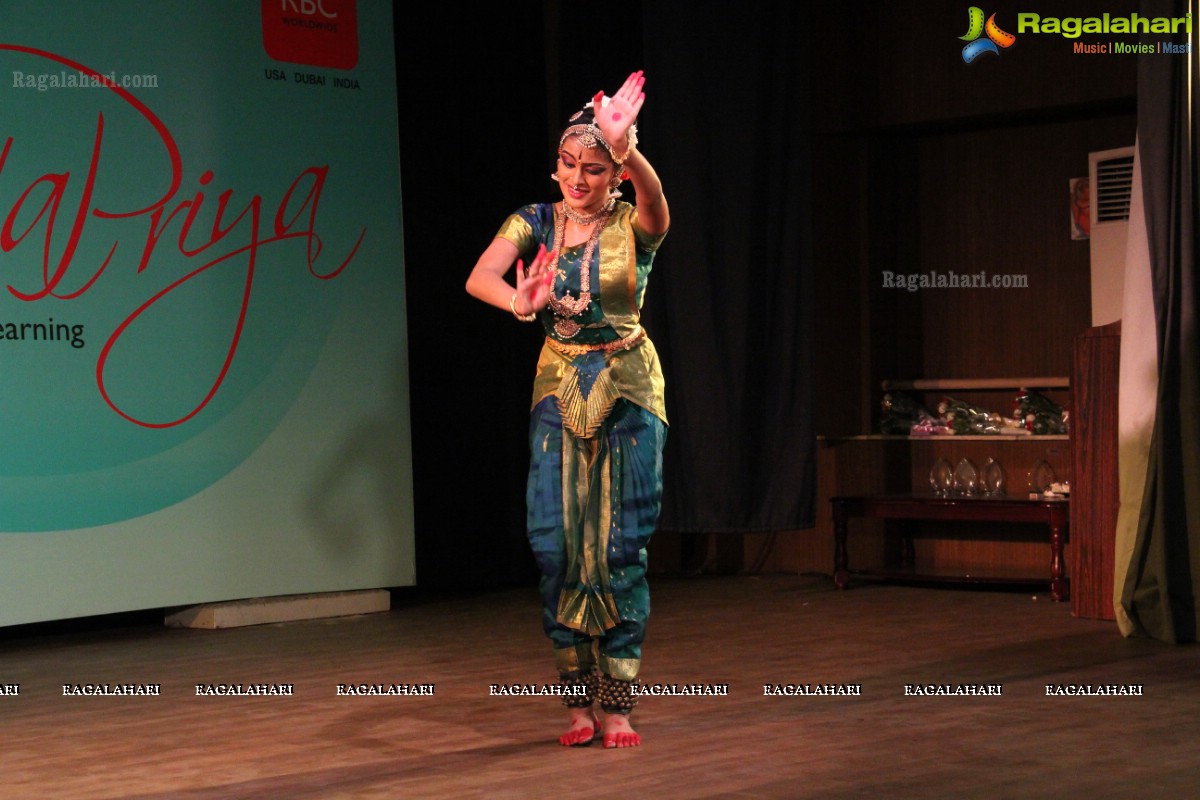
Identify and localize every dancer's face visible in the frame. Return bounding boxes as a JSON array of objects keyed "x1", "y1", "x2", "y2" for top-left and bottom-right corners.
[{"x1": 555, "y1": 136, "x2": 614, "y2": 215}]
